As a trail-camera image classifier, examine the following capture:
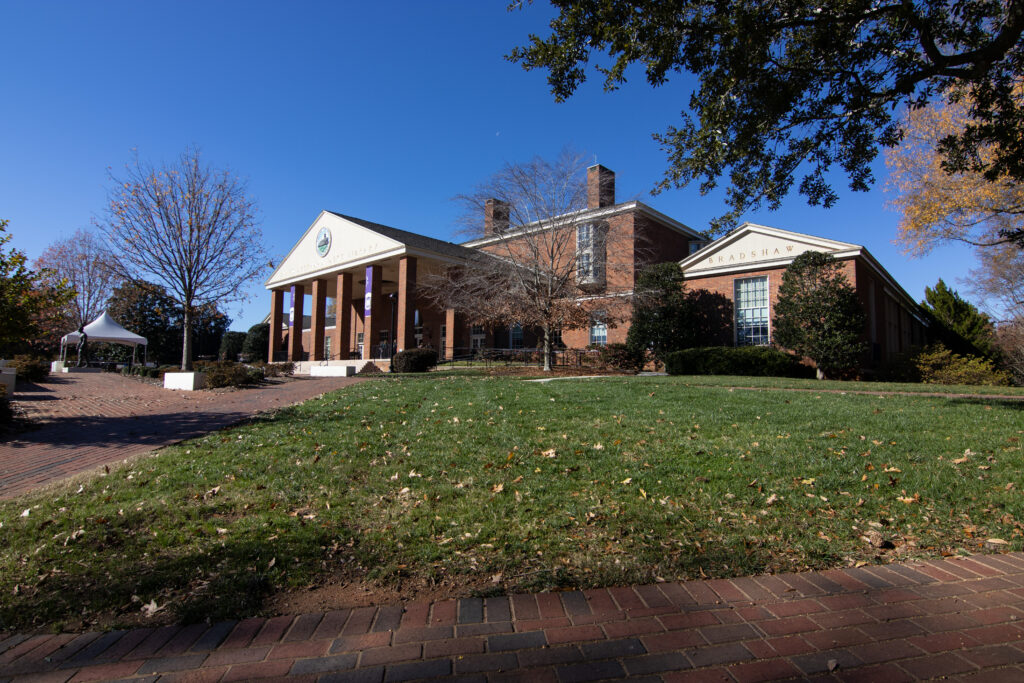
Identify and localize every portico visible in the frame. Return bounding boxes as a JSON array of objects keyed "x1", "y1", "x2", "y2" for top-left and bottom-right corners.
[{"x1": 264, "y1": 212, "x2": 475, "y2": 365}]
